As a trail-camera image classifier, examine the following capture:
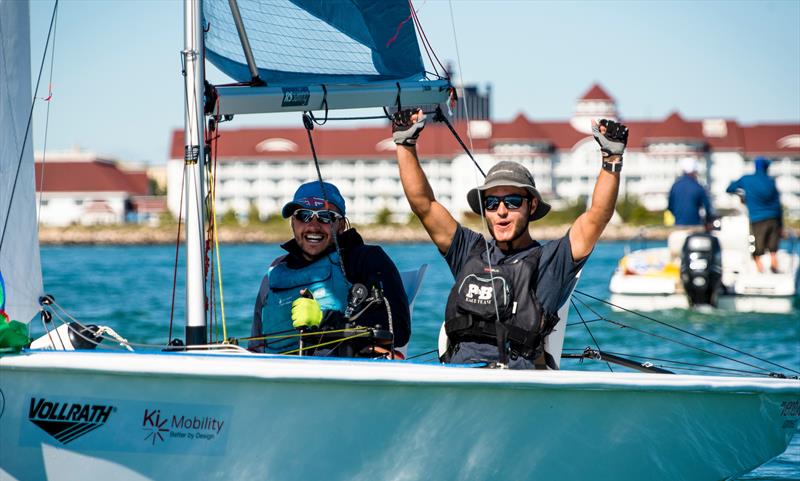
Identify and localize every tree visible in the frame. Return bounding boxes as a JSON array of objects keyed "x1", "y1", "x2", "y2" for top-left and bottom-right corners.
[
  {"x1": 247, "y1": 202, "x2": 261, "y2": 224},
  {"x1": 374, "y1": 207, "x2": 393, "y2": 225}
]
